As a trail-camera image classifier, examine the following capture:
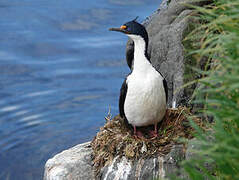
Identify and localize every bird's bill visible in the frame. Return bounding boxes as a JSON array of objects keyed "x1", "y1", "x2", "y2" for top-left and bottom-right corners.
[{"x1": 109, "y1": 25, "x2": 130, "y2": 34}]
